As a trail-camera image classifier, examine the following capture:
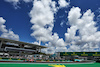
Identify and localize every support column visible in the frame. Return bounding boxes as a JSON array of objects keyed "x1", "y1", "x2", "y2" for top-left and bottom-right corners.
[
  {"x1": 39, "y1": 47, "x2": 41, "y2": 53},
  {"x1": 19, "y1": 44, "x2": 24, "y2": 56},
  {"x1": 40, "y1": 48, "x2": 41, "y2": 52},
  {"x1": 0, "y1": 40, "x2": 3, "y2": 51},
  {"x1": 0, "y1": 40, "x2": 2, "y2": 49},
  {"x1": 36, "y1": 47, "x2": 39, "y2": 53}
]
